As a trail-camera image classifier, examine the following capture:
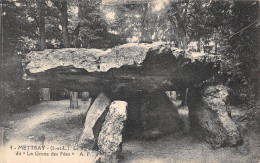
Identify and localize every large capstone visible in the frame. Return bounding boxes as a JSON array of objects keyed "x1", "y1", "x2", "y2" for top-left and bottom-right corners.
[
  {"x1": 96, "y1": 101, "x2": 127, "y2": 163},
  {"x1": 23, "y1": 43, "x2": 220, "y2": 95},
  {"x1": 24, "y1": 43, "x2": 168, "y2": 73},
  {"x1": 188, "y1": 85, "x2": 242, "y2": 147},
  {"x1": 78, "y1": 92, "x2": 111, "y2": 148}
]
